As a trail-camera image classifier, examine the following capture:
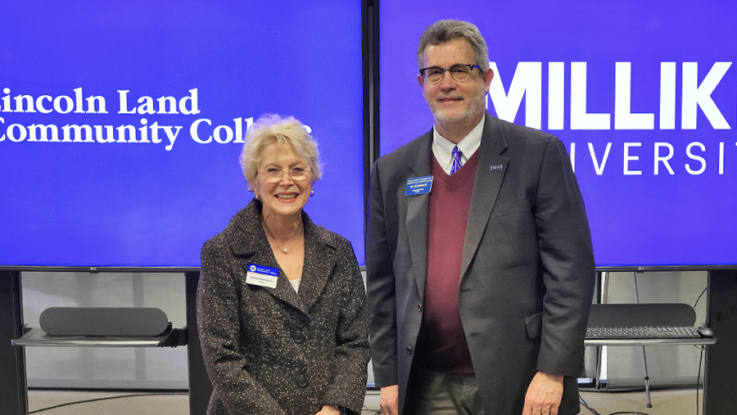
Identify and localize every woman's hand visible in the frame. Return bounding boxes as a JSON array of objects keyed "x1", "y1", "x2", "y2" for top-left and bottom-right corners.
[{"x1": 314, "y1": 404, "x2": 341, "y2": 415}]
